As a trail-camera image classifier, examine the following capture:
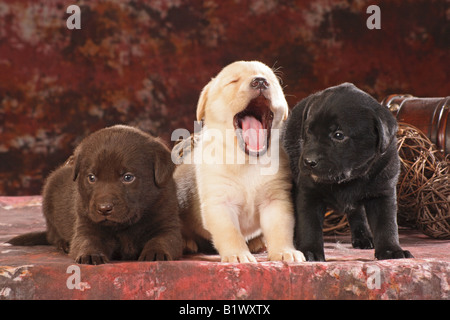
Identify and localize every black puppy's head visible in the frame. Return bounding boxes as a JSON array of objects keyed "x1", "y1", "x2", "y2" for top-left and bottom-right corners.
[
  {"x1": 72, "y1": 125, "x2": 175, "y2": 227},
  {"x1": 299, "y1": 83, "x2": 397, "y2": 184}
]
